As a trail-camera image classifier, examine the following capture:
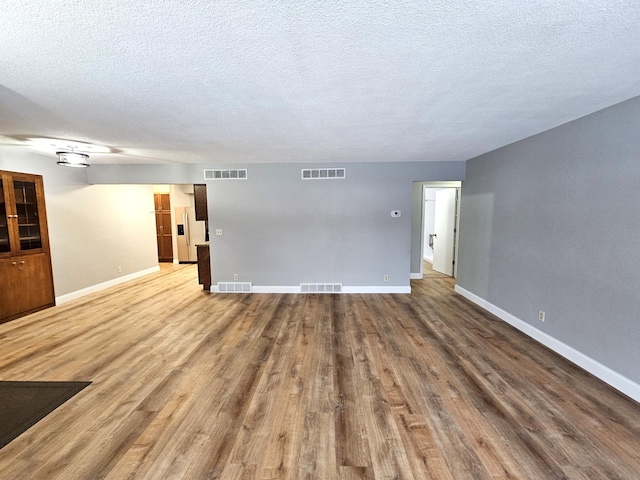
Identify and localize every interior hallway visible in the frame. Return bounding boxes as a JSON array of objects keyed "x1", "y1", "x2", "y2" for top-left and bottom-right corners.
[{"x1": 0, "y1": 263, "x2": 639, "y2": 479}]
